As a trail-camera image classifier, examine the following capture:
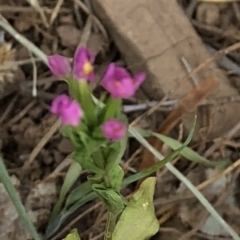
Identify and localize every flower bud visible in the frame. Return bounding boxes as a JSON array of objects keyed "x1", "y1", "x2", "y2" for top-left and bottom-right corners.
[
  {"x1": 102, "y1": 119, "x2": 126, "y2": 141},
  {"x1": 47, "y1": 55, "x2": 71, "y2": 78}
]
